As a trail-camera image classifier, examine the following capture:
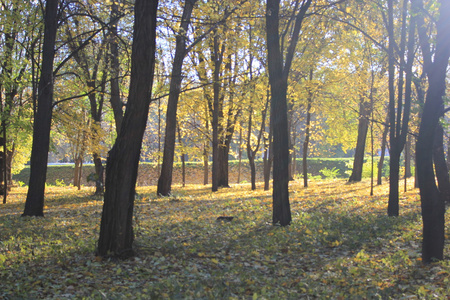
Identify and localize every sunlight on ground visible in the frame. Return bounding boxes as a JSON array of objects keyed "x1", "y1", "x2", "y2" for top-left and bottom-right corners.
[{"x1": 1, "y1": 178, "x2": 450, "y2": 299}]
